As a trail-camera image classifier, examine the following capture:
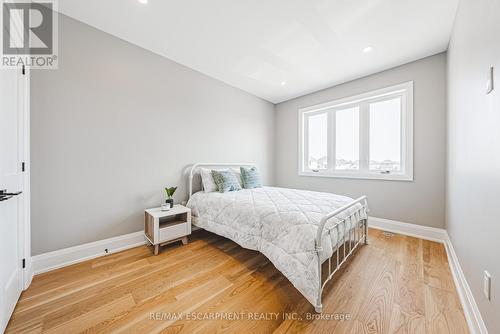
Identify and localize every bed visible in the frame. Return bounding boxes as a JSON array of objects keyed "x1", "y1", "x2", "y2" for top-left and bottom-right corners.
[{"x1": 186, "y1": 163, "x2": 369, "y2": 312}]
